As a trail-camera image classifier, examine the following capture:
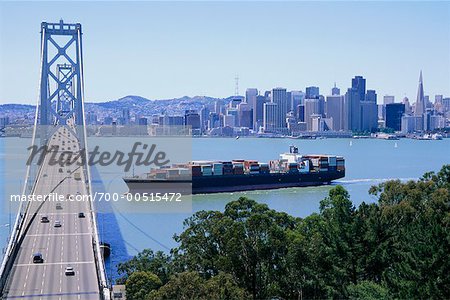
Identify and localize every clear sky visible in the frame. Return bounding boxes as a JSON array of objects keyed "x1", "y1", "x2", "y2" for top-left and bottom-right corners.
[{"x1": 0, "y1": 1, "x2": 449, "y2": 104}]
